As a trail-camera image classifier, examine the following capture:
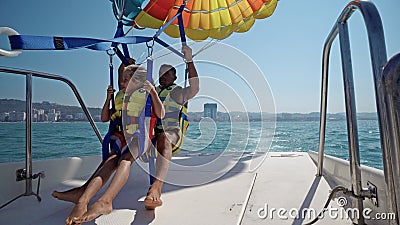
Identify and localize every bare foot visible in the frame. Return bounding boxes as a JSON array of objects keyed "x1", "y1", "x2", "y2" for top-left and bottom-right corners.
[
  {"x1": 144, "y1": 187, "x2": 163, "y2": 210},
  {"x1": 52, "y1": 187, "x2": 85, "y2": 204},
  {"x1": 65, "y1": 203, "x2": 87, "y2": 225},
  {"x1": 75, "y1": 200, "x2": 113, "y2": 223}
]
